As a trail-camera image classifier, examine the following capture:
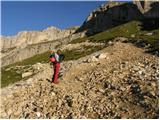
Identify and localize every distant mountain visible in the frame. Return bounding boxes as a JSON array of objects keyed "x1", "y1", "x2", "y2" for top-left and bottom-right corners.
[{"x1": 1, "y1": 26, "x2": 76, "y2": 50}]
